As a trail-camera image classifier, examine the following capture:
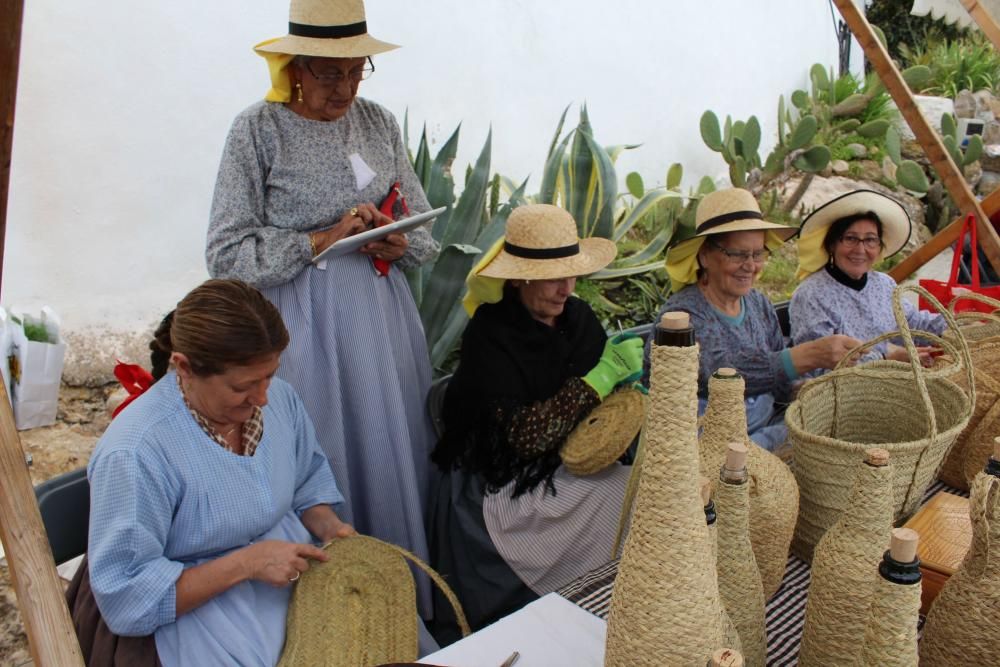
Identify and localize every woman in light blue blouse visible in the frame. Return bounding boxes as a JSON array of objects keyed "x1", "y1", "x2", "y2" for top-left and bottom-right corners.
[
  {"x1": 790, "y1": 189, "x2": 944, "y2": 369},
  {"x1": 79, "y1": 280, "x2": 354, "y2": 666}
]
